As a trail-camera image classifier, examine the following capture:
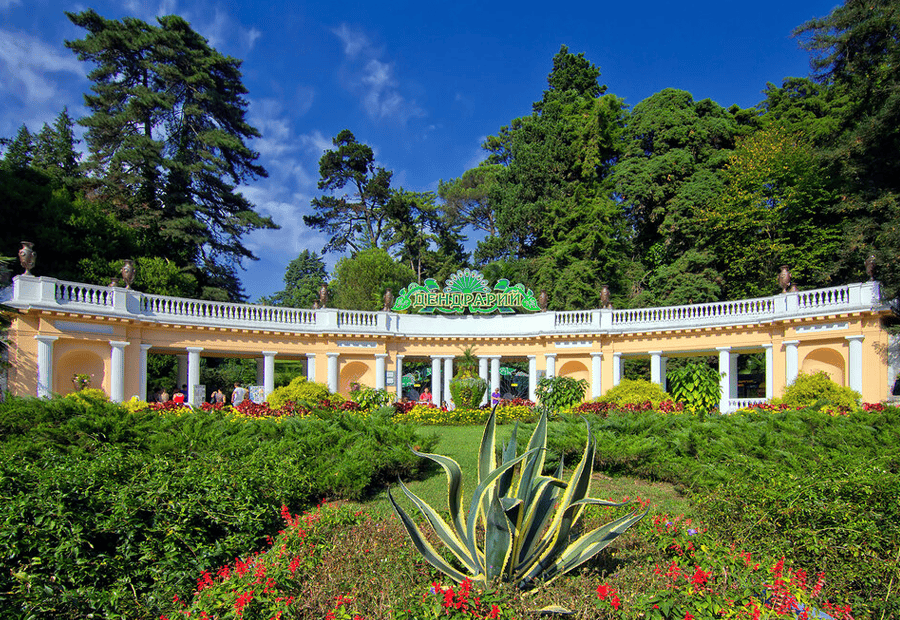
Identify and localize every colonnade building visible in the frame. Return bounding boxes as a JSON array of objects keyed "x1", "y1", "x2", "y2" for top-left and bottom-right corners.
[{"x1": 2, "y1": 274, "x2": 895, "y2": 411}]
